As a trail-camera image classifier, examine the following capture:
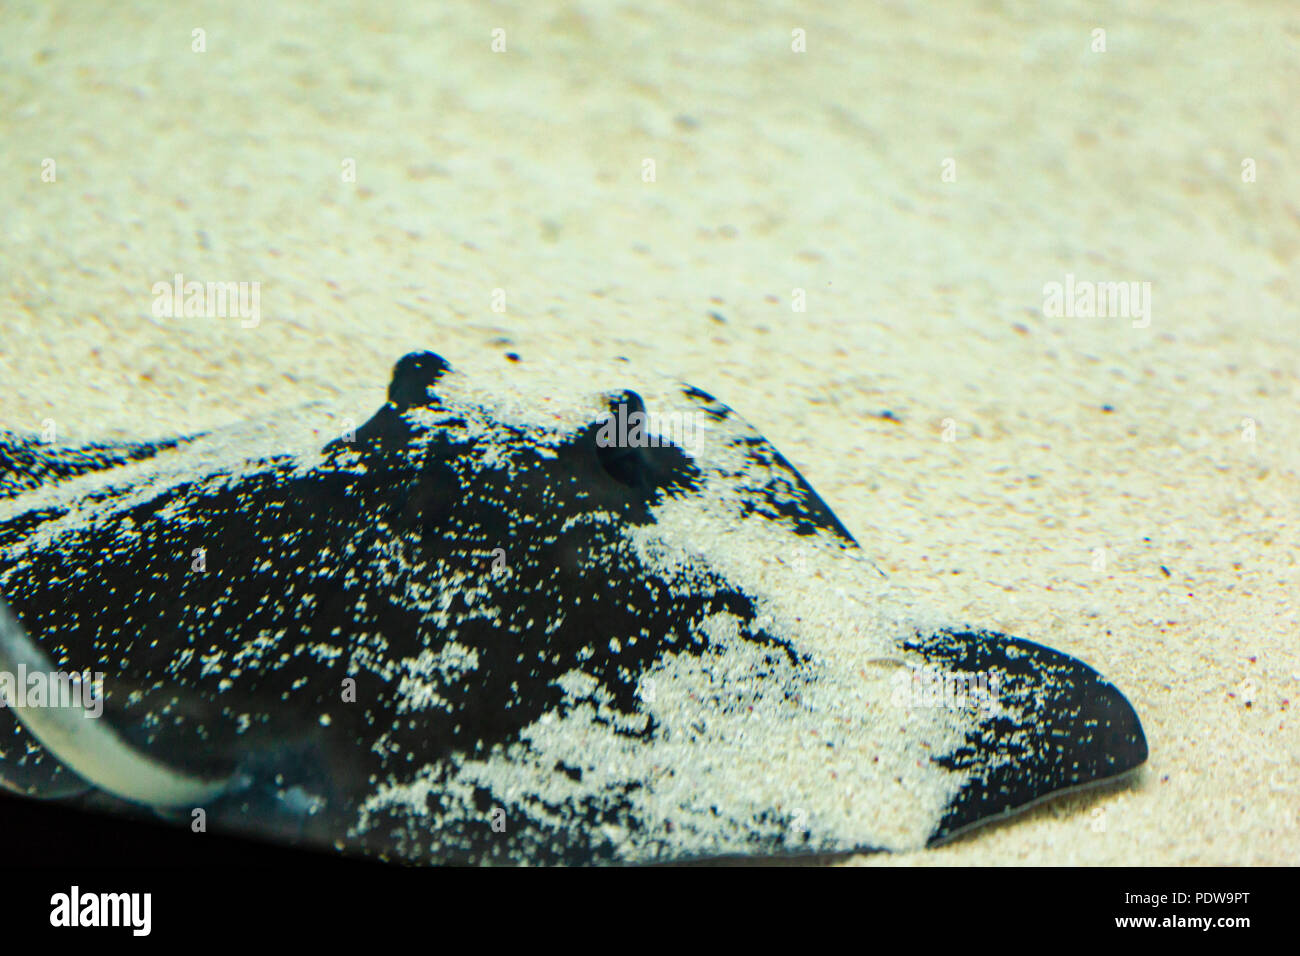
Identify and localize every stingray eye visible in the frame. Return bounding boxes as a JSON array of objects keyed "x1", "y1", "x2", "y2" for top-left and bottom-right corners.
[
  {"x1": 594, "y1": 390, "x2": 650, "y2": 488},
  {"x1": 591, "y1": 390, "x2": 699, "y2": 496}
]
